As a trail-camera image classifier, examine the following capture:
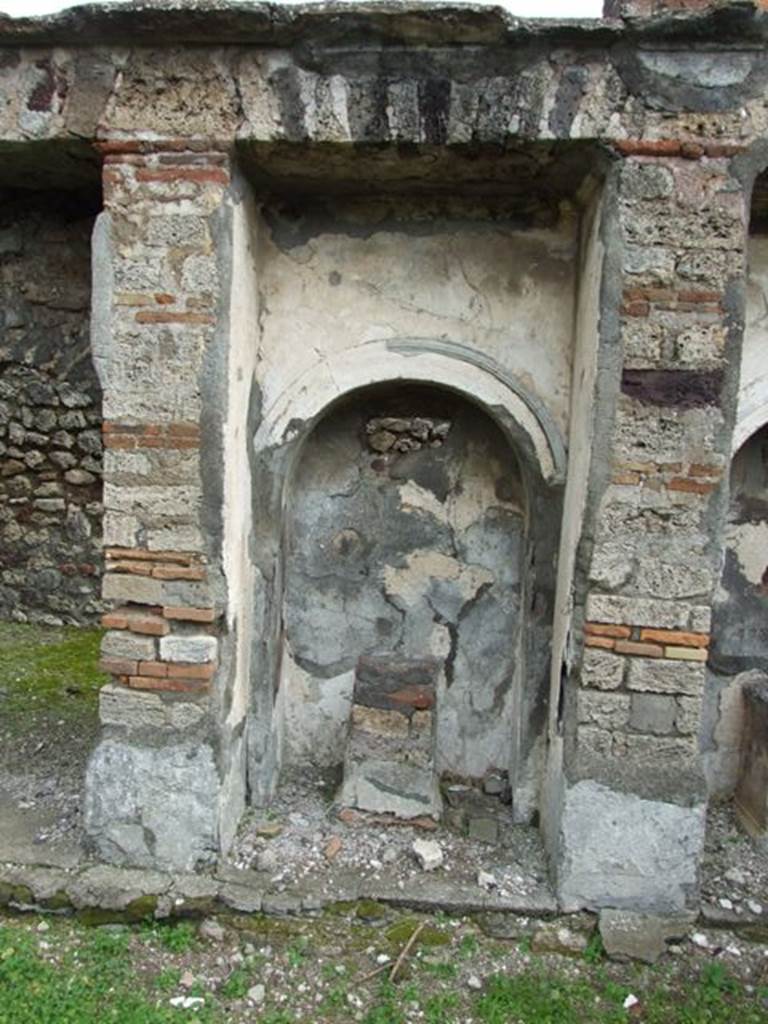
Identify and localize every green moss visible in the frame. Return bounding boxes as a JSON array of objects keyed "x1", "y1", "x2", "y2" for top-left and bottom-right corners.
[
  {"x1": 385, "y1": 918, "x2": 450, "y2": 948},
  {"x1": 0, "y1": 622, "x2": 107, "y2": 718},
  {"x1": 325, "y1": 900, "x2": 357, "y2": 917},
  {"x1": 40, "y1": 890, "x2": 72, "y2": 912},
  {"x1": 124, "y1": 895, "x2": 159, "y2": 923},
  {"x1": 0, "y1": 883, "x2": 34, "y2": 908},
  {"x1": 355, "y1": 900, "x2": 389, "y2": 922}
]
